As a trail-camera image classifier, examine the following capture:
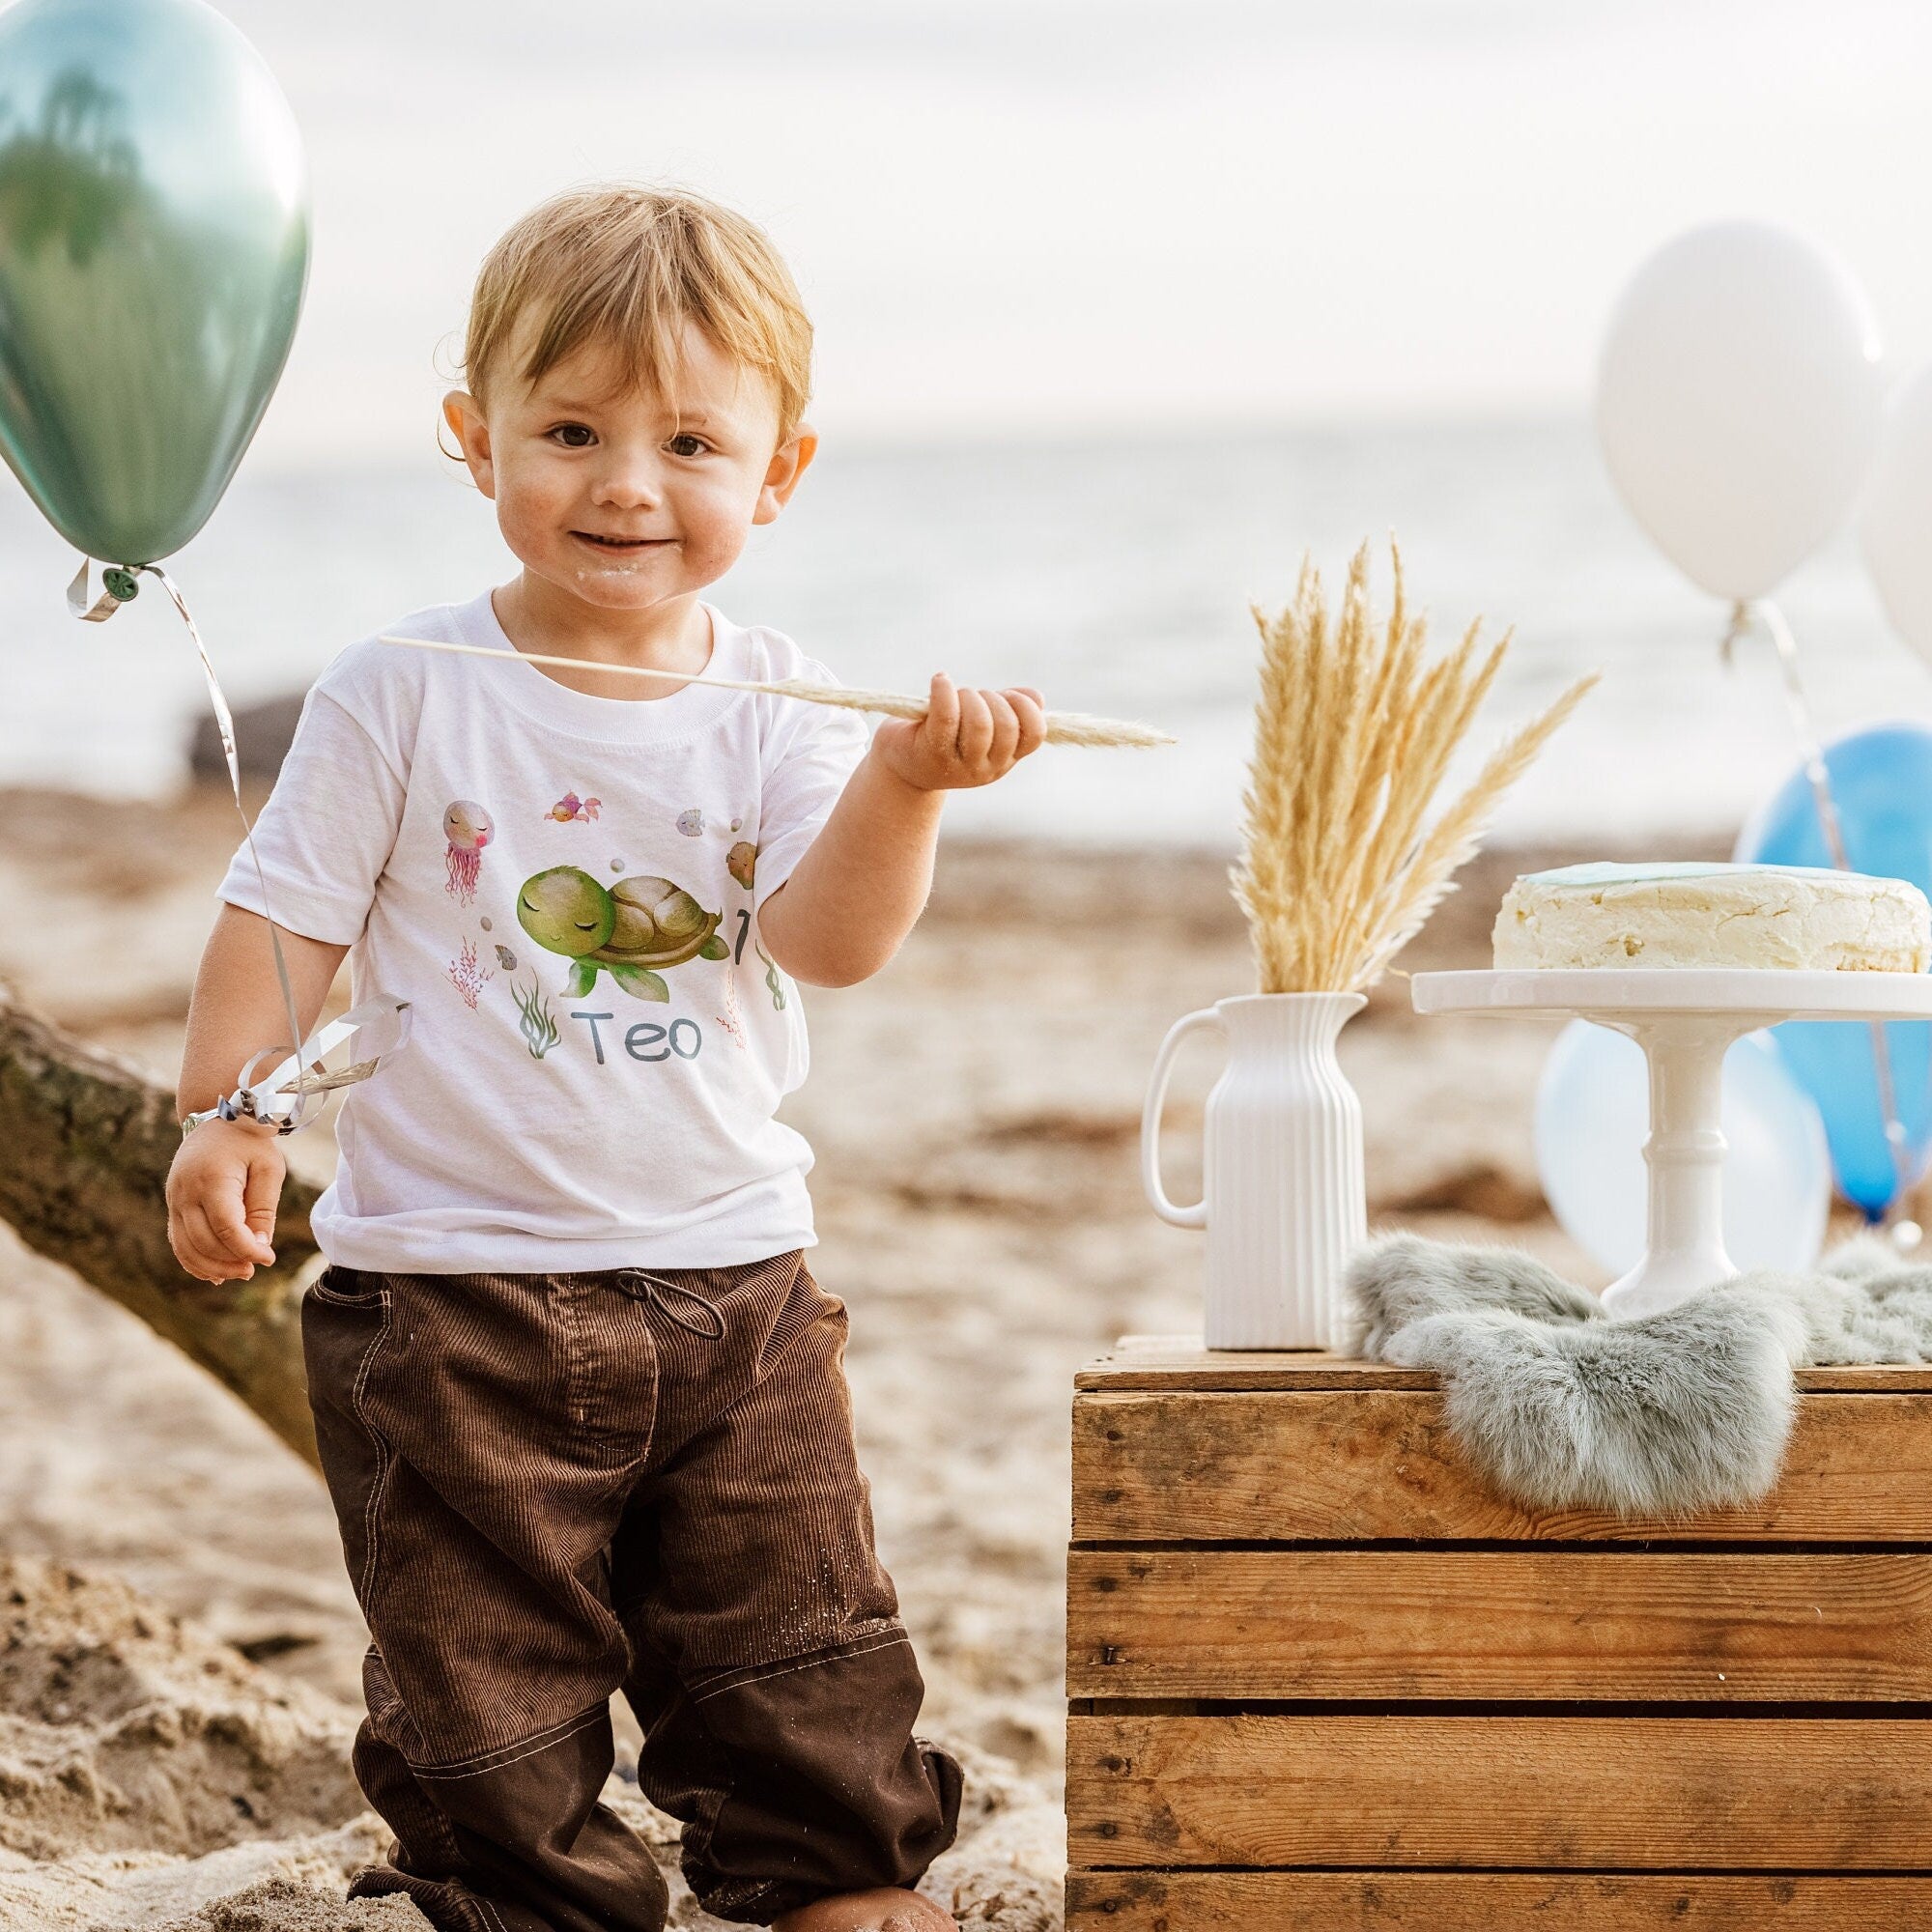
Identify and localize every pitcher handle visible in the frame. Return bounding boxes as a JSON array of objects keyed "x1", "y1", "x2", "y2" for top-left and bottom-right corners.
[{"x1": 1142, "y1": 1007, "x2": 1222, "y2": 1229}]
